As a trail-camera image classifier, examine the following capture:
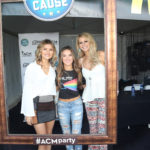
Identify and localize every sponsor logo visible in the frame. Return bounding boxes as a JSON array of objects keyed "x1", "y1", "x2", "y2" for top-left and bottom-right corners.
[
  {"x1": 53, "y1": 40, "x2": 58, "y2": 44},
  {"x1": 22, "y1": 51, "x2": 32, "y2": 57},
  {"x1": 32, "y1": 40, "x2": 58, "y2": 45},
  {"x1": 32, "y1": 40, "x2": 41, "y2": 45},
  {"x1": 23, "y1": 63, "x2": 30, "y2": 68},
  {"x1": 21, "y1": 39, "x2": 29, "y2": 46},
  {"x1": 24, "y1": 0, "x2": 74, "y2": 21}
]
